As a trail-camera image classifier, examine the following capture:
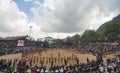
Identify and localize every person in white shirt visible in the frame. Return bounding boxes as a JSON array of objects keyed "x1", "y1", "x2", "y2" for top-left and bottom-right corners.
[
  {"x1": 40, "y1": 68, "x2": 44, "y2": 73},
  {"x1": 55, "y1": 69, "x2": 59, "y2": 73},
  {"x1": 27, "y1": 69, "x2": 31, "y2": 73},
  {"x1": 99, "y1": 65, "x2": 104, "y2": 73},
  {"x1": 107, "y1": 64, "x2": 113, "y2": 73},
  {"x1": 59, "y1": 68, "x2": 64, "y2": 73},
  {"x1": 67, "y1": 68, "x2": 72, "y2": 73},
  {"x1": 45, "y1": 69, "x2": 49, "y2": 73},
  {"x1": 37, "y1": 69, "x2": 40, "y2": 73}
]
